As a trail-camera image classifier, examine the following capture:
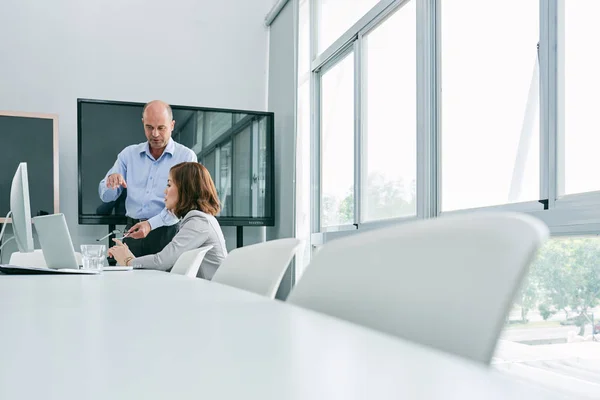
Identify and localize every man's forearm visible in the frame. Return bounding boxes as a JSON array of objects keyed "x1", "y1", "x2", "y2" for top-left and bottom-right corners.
[
  {"x1": 148, "y1": 208, "x2": 179, "y2": 230},
  {"x1": 98, "y1": 181, "x2": 120, "y2": 202}
]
